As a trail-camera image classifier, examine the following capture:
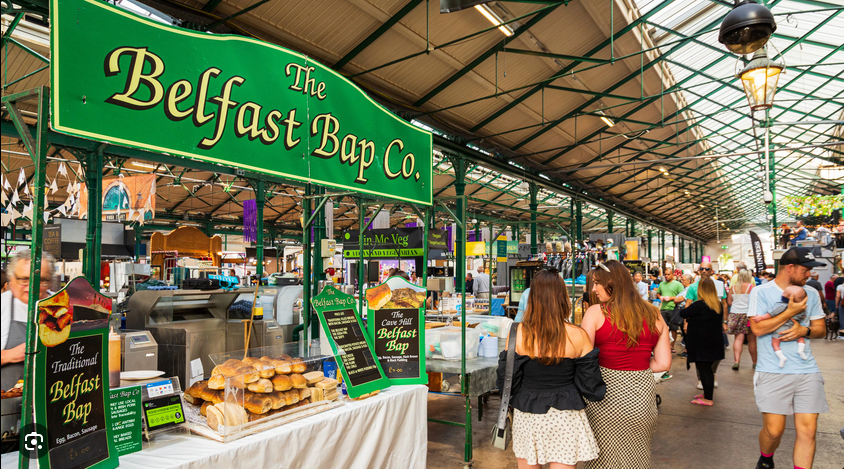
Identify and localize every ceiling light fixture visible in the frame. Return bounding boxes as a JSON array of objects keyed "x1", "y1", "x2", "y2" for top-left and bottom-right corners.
[
  {"x1": 474, "y1": 5, "x2": 513, "y2": 37},
  {"x1": 719, "y1": 0, "x2": 777, "y2": 55},
  {"x1": 132, "y1": 161, "x2": 159, "y2": 170}
]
